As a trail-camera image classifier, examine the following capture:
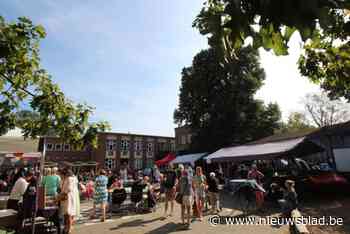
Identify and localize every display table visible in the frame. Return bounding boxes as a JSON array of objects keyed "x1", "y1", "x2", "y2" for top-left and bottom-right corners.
[
  {"x1": 229, "y1": 179, "x2": 266, "y2": 194},
  {"x1": 0, "y1": 209, "x2": 17, "y2": 230}
]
